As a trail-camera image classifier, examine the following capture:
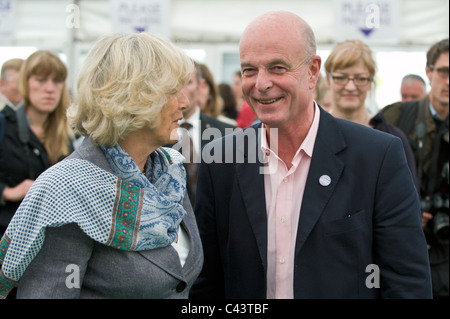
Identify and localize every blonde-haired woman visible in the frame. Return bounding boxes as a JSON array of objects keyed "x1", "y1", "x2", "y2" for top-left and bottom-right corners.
[
  {"x1": 325, "y1": 39, "x2": 417, "y2": 185},
  {"x1": 0, "y1": 33, "x2": 203, "y2": 299},
  {"x1": 0, "y1": 50, "x2": 74, "y2": 240}
]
